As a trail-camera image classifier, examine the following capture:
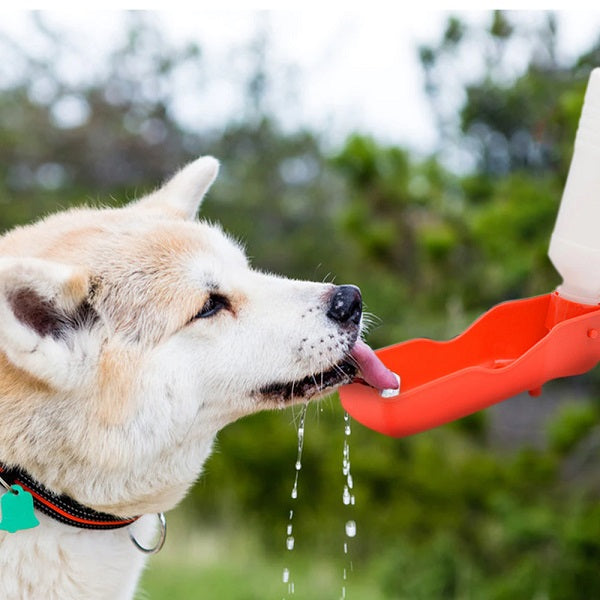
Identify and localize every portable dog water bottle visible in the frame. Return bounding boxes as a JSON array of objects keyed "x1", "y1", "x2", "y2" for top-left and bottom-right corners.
[{"x1": 340, "y1": 68, "x2": 600, "y2": 438}]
